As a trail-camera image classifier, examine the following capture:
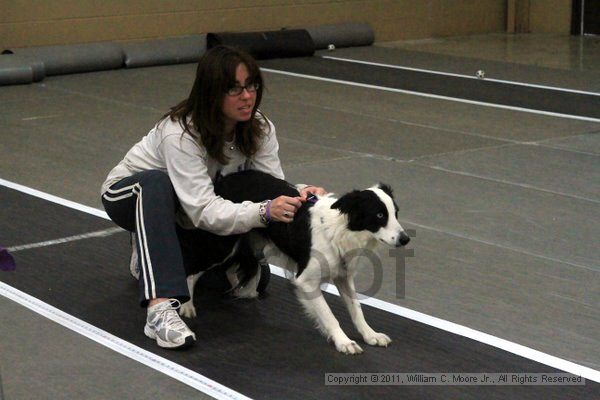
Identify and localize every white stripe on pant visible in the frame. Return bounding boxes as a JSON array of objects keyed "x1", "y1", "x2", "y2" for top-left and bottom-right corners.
[{"x1": 134, "y1": 184, "x2": 156, "y2": 300}]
